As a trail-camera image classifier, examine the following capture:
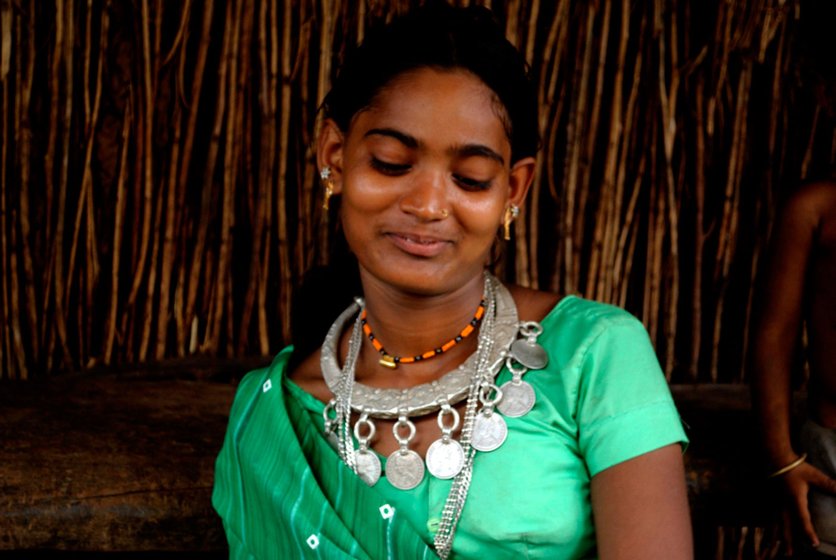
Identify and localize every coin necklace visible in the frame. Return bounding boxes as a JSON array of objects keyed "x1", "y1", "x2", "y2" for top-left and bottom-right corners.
[
  {"x1": 497, "y1": 321, "x2": 545, "y2": 417},
  {"x1": 319, "y1": 272, "x2": 549, "y2": 559}
]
